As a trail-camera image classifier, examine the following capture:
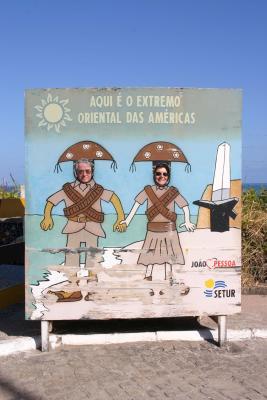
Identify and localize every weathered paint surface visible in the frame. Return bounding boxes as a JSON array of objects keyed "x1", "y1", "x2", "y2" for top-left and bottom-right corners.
[{"x1": 25, "y1": 88, "x2": 242, "y2": 320}]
